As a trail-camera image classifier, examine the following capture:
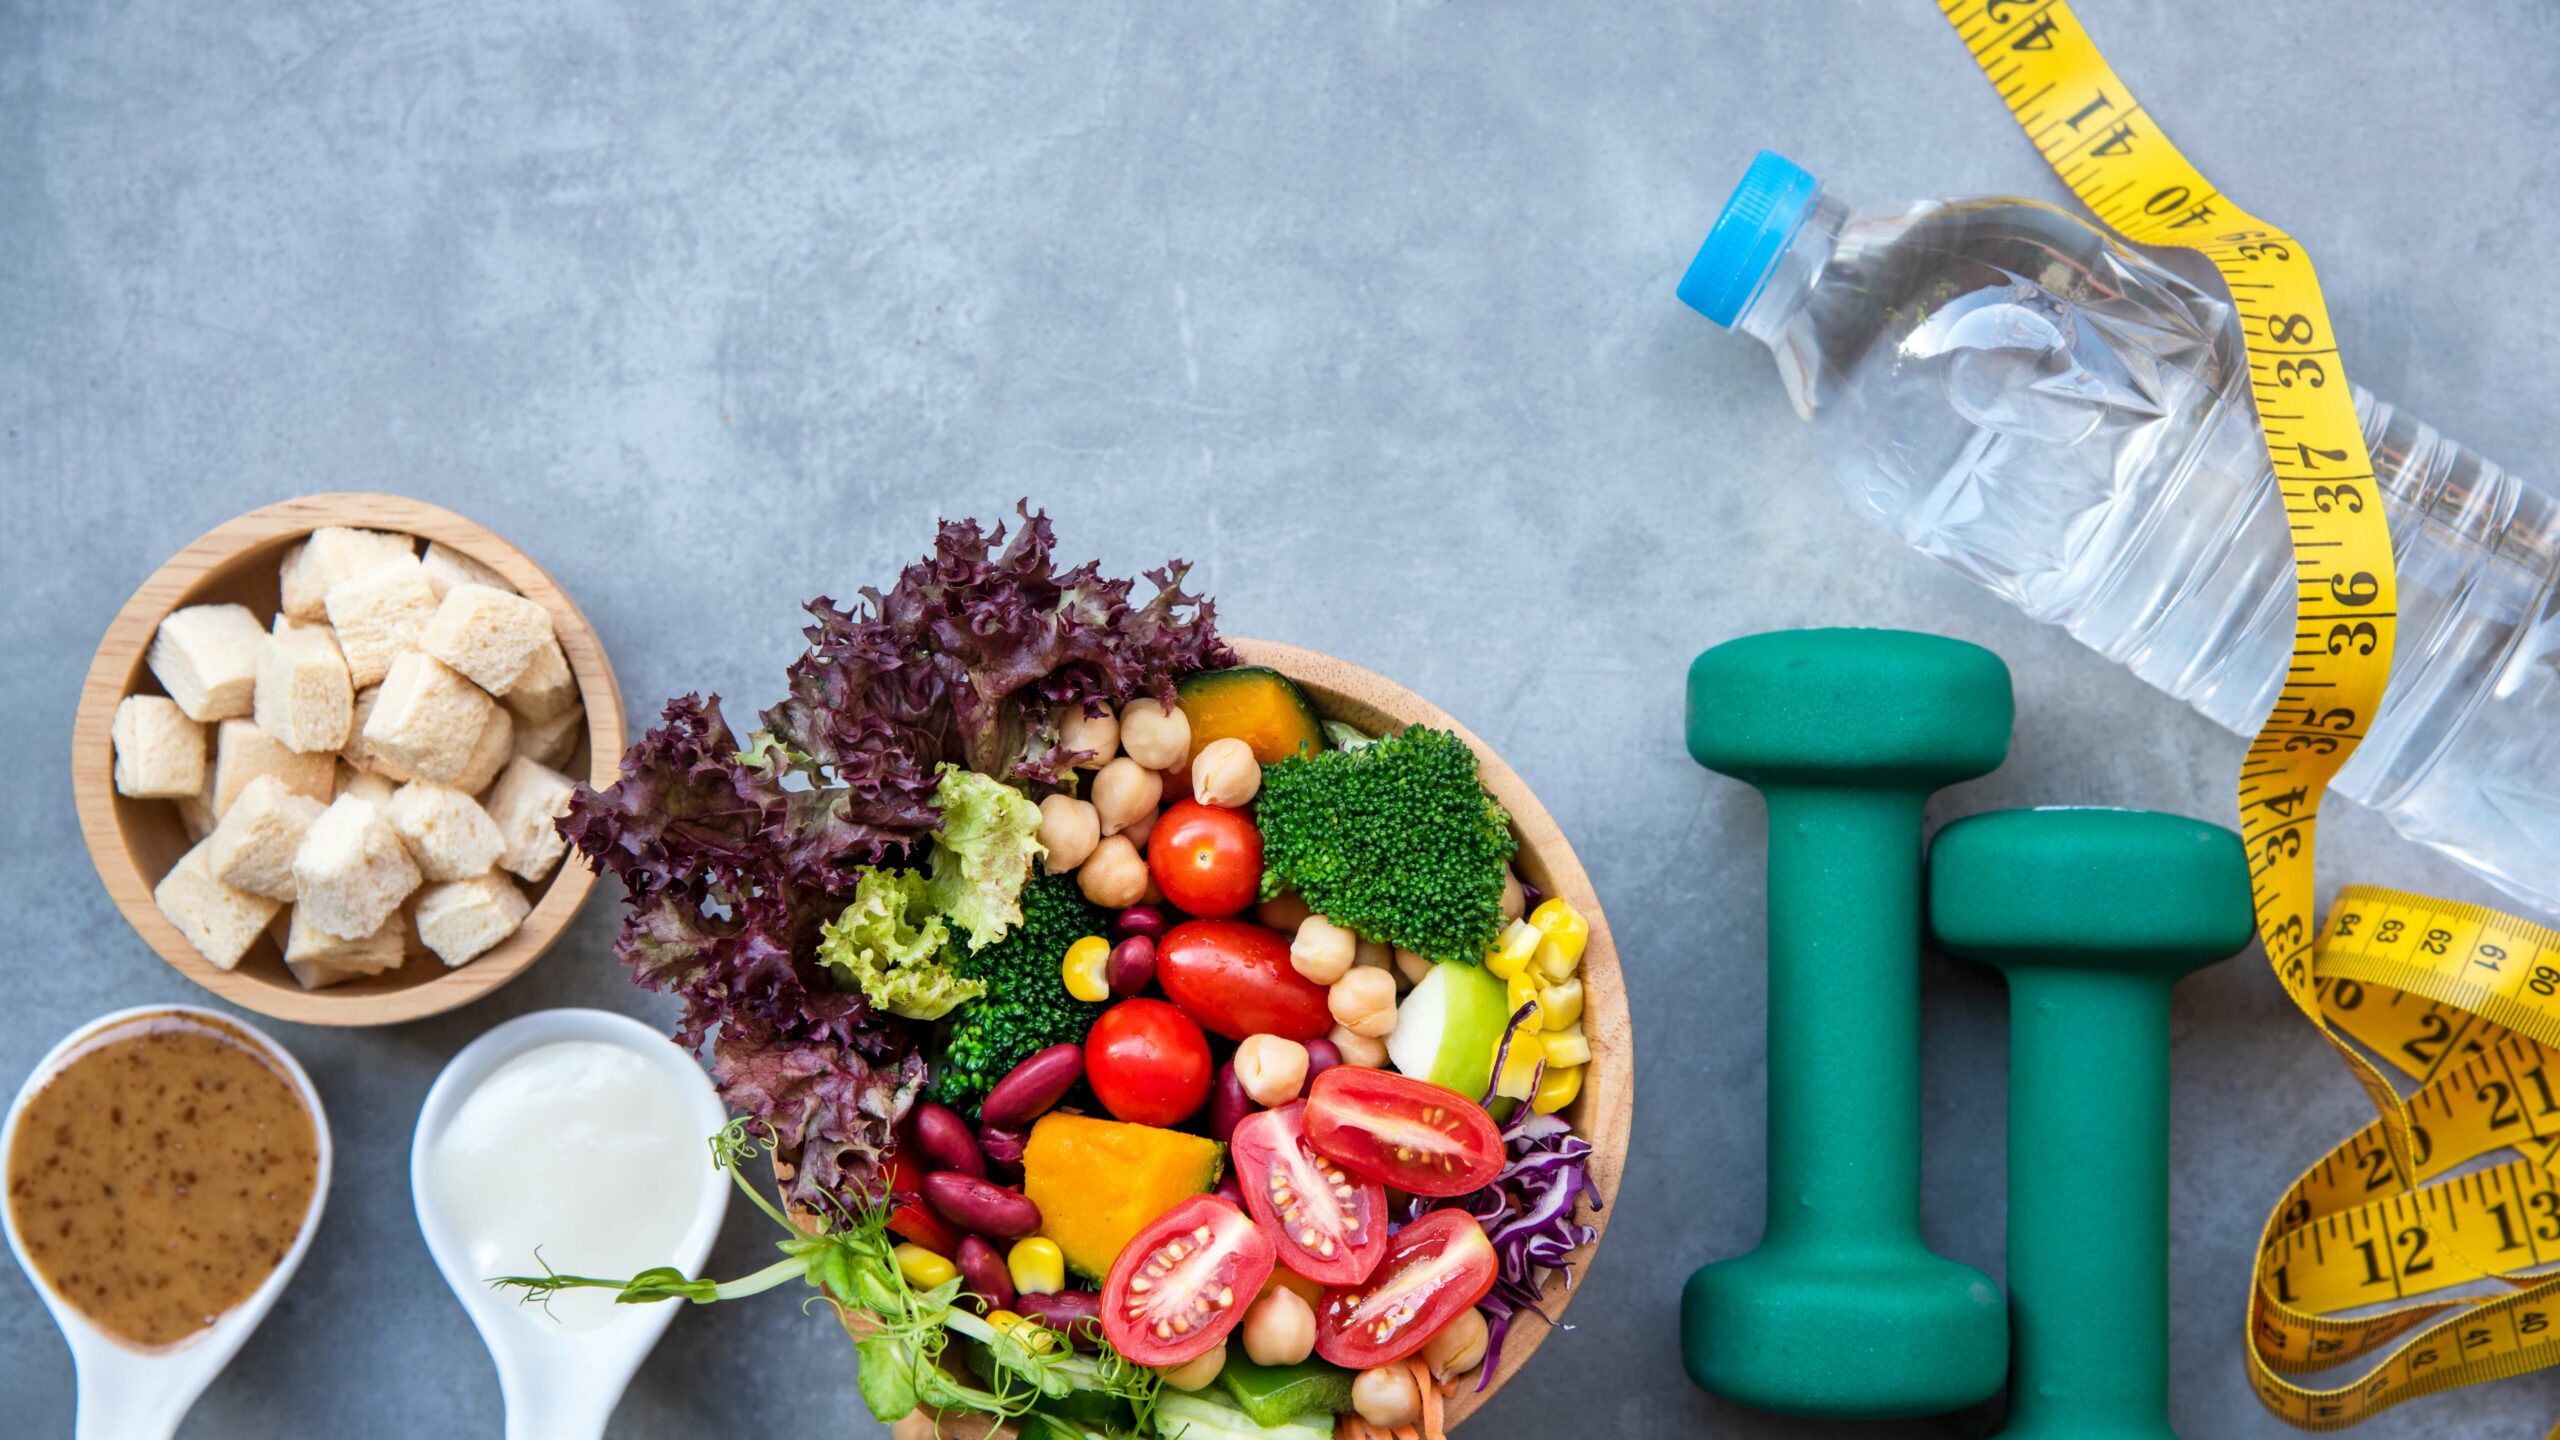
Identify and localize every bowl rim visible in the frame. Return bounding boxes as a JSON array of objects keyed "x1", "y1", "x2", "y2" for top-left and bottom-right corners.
[{"x1": 70, "y1": 492, "x2": 627, "y2": 1027}]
